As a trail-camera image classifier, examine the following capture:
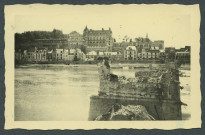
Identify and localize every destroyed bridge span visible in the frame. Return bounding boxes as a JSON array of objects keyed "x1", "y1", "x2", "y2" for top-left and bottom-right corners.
[{"x1": 89, "y1": 61, "x2": 183, "y2": 120}]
